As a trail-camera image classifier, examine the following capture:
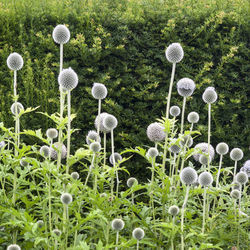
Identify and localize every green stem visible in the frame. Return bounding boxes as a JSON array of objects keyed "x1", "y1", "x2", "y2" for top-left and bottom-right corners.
[
  {"x1": 115, "y1": 231, "x2": 119, "y2": 250},
  {"x1": 103, "y1": 132, "x2": 106, "y2": 166},
  {"x1": 97, "y1": 99, "x2": 101, "y2": 135},
  {"x1": 111, "y1": 129, "x2": 118, "y2": 197},
  {"x1": 85, "y1": 154, "x2": 95, "y2": 186},
  {"x1": 137, "y1": 240, "x2": 139, "y2": 250},
  {"x1": 66, "y1": 91, "x2": 71, "y2": 175},
  {"x1": 202, "y1": 187, "x2": 207, "y2": 234},
  {"x1": 180, "y1": 97, "x2": 186, "y2": 135},
  {"x1": 48, "y1": 172, "x2": 52, "y2": 233},
  {"x1": 207, "y1": 103, "x2": 211, "y2": 171},
  {"x1": 233, "y1": 161, "x2": 238, "y2": 179},
  {"x1": 216, "y1": 155, "x2": 223, "y2": 188}
]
